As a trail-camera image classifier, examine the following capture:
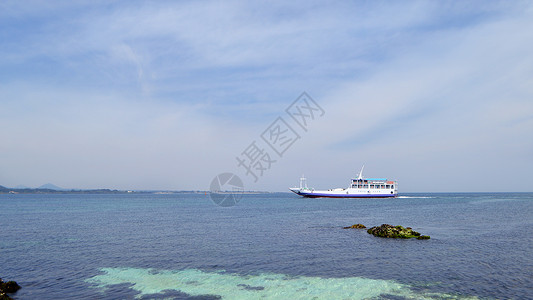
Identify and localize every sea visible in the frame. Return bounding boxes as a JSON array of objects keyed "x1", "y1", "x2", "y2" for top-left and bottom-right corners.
[{"x1": 1, "y1": 192, "x2": 532, "y2": 299}]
